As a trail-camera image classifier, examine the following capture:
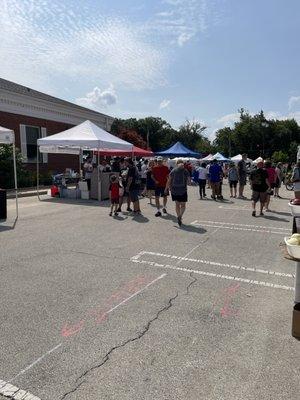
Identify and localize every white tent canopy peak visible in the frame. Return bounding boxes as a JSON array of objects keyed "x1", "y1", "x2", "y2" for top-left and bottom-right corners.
[{"x1": 37, "y1": 120, "x2": 133, "y2": 151}]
